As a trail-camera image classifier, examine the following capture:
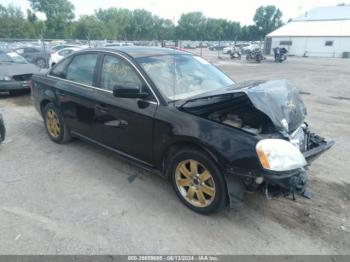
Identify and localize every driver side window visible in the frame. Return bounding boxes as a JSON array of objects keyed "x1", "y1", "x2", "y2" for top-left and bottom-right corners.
[{"x1": 100, "y1": 55, "x2": 143, "y2": 91}]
